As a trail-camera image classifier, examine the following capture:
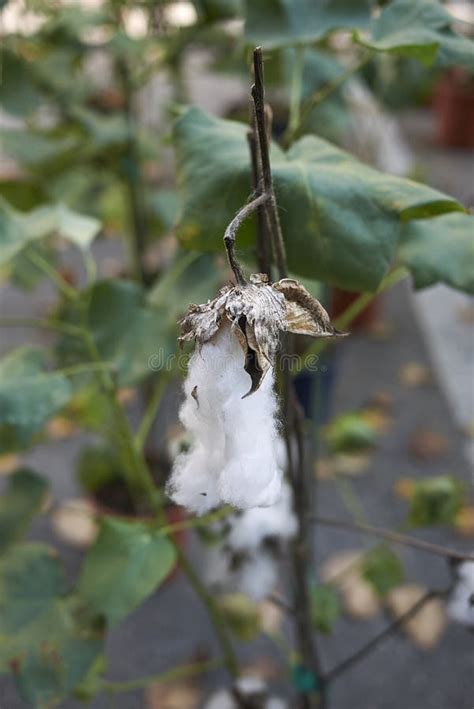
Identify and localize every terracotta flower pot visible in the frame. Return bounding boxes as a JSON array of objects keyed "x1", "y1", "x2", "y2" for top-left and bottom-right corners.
[{"x1": 434, "y1": 69, "x2": 474, "y2": 148}]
